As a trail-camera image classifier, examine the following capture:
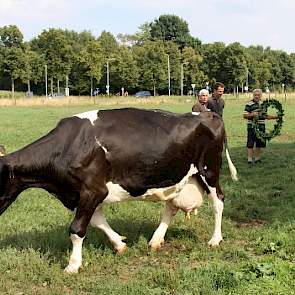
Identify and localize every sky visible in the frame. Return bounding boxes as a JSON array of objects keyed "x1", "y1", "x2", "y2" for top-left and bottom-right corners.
[{"x1": 0, "y1": 0, "x2": 294, "y2": 53}]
